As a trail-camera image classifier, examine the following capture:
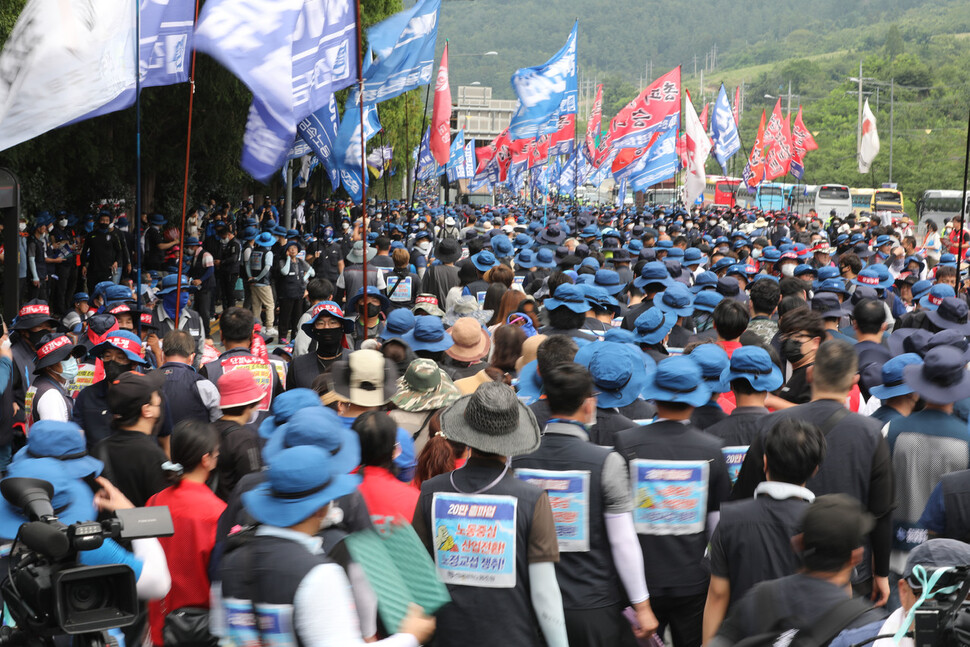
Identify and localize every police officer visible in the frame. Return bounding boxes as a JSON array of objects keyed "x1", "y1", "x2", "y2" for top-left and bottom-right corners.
[
  {"x1": 213, "y1": 222, "x2": 242, "y2": 311},
  {"x1": 513, "y1": 363, "x2": 658, "y2": 647},
  {"x1": 81, "y1": 211, "x2": 125, "y2": 290},
  {"x1": 185, "y1": 236, "x2": 216, "y2": 338}
]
